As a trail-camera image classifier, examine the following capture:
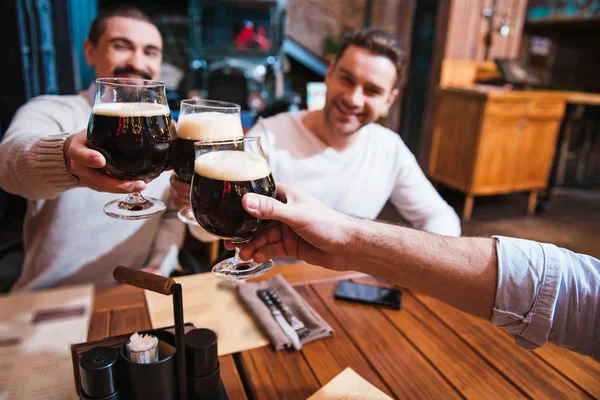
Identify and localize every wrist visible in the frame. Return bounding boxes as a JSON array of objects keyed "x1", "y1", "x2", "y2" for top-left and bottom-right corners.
[
  {"x1": 341, "y1": 217, "x2": 377, "y2": 271},
  {"x1": 346, "y1": 219, "x2": 410, "y2": 272},
  {"x1": 62, "y1": 133, "x2": 79, "y2": 180}
]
